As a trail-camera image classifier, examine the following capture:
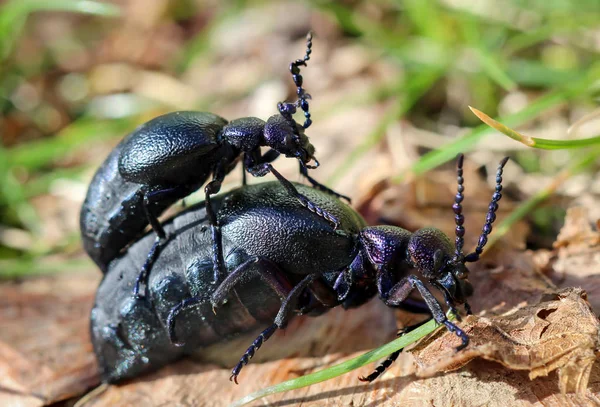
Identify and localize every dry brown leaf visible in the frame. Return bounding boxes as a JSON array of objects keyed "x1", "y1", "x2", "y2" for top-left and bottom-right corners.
[
  {"x1": 0, "y1": 270, "x2": 100, "y2": 406},
  {"x1": 412, "y1": 288, "x2": 599, "y2": 395},
  {"x1": 73, "y1": 290, "x2": 600, "y2": 407},
  {"x1": 534, "y1": 207, "x2": 600, "y2": 311},
  {"x1": 2, "y1": 269, "x2": 599, "y2": 406},
  {"x1": 554, "y1": 207, "x2": 600, "y2": 250}
]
